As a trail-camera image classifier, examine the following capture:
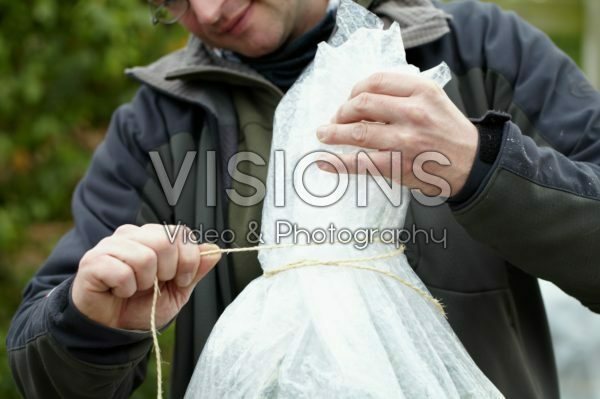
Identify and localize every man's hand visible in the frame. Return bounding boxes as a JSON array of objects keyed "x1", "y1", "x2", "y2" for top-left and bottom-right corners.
[
  {"x1": 72, "y1": 224, "x2": 221, "y2": 331},
  {"x1": 316, "y1": 72, "x2": 479, "y2": 197}
]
